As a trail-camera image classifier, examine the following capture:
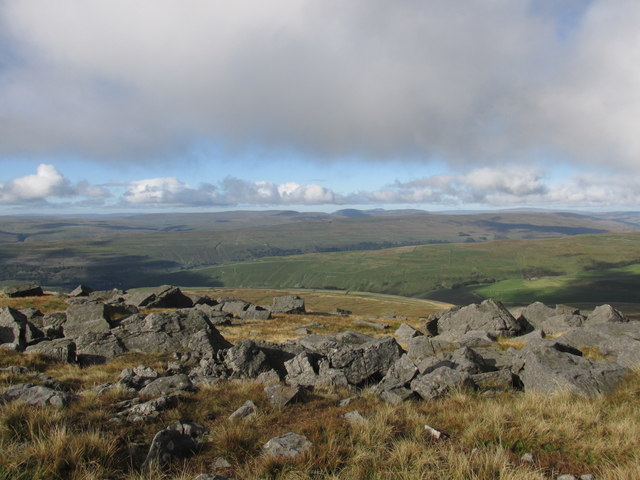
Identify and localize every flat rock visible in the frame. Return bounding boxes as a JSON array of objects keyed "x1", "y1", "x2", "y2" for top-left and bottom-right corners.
[
  {"x1": 3, "y1": 283, "x2": 43, "y2": 298},
  {"x1": 0, "y1": 383, "x2": 77, "y2": 407},
  {"x1": 262, "y1": 432, "x2": 312, "y2": 457},
  {"x1": 264, "y1": 384, "x2": 302, "y2": 407},
  {"x1": 25, "y1": 338, "x2": 76, "y2": 363},
  {"x1": 139, "y1": 374, "x2": 196, "y2": 396}
]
